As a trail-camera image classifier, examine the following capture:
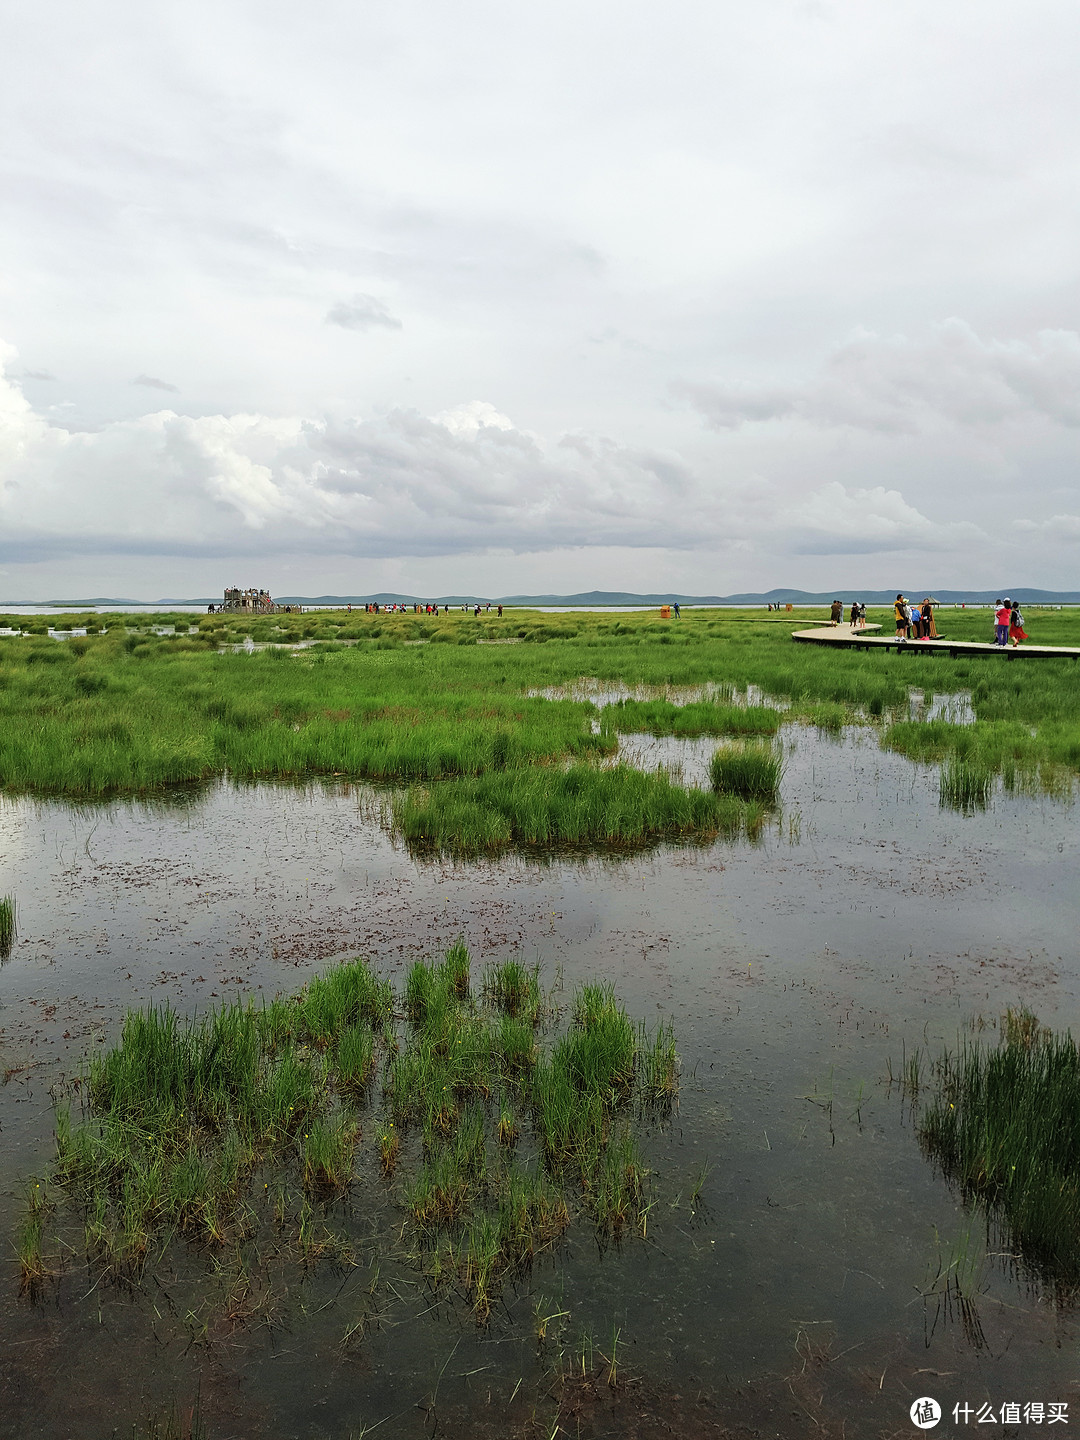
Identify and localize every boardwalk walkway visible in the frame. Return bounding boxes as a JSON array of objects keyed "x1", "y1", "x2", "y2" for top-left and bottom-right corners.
[{"x1": 791, "y1": 625, "x2": 1080, "y2": 661}]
